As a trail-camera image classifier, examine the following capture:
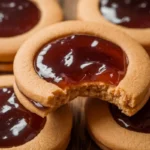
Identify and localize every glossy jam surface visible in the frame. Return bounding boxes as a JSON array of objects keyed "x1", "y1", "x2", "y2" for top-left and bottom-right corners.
[
  {"x1": 0, "y1": 0, "x2": 40, "y2": 37},
  {"x1": 0, "y1": 87, "x2": 46, "y2": 147},
  {"x1": 29, "y1": 99, "x2": 48, "y2": 110},
  {"x1": 110, "y1": 98, "x2": 150, "y2": 133},
  {"x1": 34, "y1": 35, "x2": 128, "y2": 88},
  {"x1": 100, "y1": 0, "x2": 150, "y2": 28}
]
